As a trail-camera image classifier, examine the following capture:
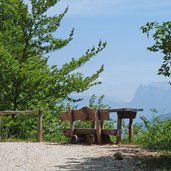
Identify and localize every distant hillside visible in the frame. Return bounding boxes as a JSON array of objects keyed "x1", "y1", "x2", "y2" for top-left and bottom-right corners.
[
  {"x1": 70, "y1": 94, "x2": 127, "y2": 109},
  {"x1": 127, "y1": 83, "x2": 171, "y2": 120},
  {"x1": 158, "y1": 112, "x2": 171, "y2": 120}
]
